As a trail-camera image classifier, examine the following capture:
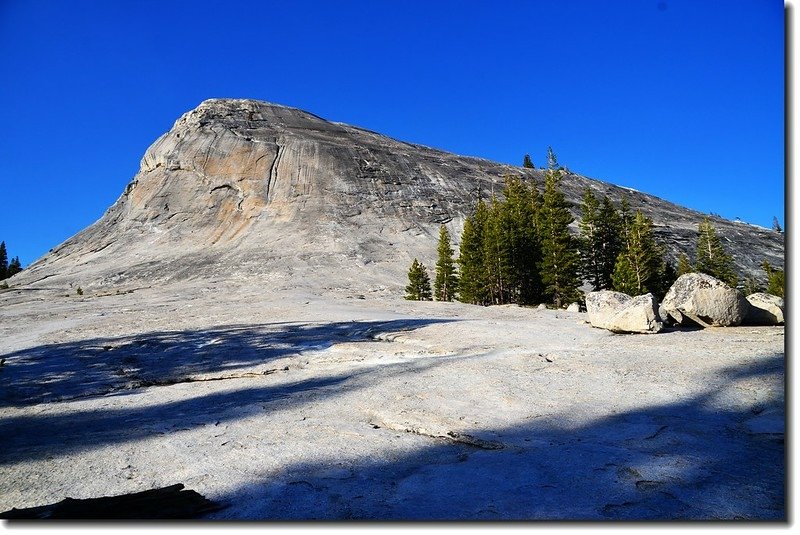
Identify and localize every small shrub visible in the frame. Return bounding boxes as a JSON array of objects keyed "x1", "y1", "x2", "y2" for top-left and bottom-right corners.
[{"x1": 76, "y1": 287, "x2": 83, "y2": 296}]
